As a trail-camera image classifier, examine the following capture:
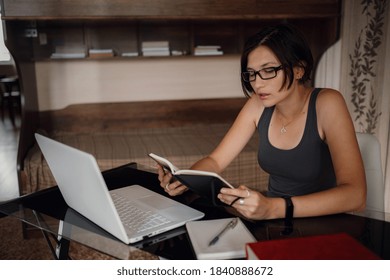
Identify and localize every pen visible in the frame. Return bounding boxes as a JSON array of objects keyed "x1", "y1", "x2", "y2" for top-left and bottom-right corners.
[{"x1": 208, "y1": 217, "x2": 238, "y2": 246}]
